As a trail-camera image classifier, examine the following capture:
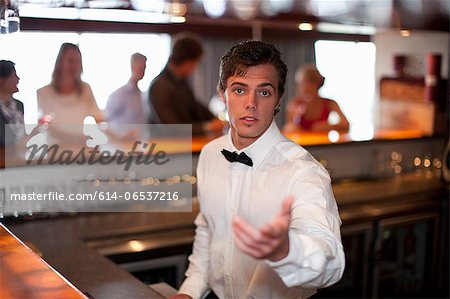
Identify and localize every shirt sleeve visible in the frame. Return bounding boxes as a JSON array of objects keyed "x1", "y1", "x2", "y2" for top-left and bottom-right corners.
[
  {"x1": 177, "y1": 212, "x2": 211, "y2": 299},
  {"x1": 266, "y1": 165, "x2": 345, "y2": 289},
  {"x1": 104, "y1": 92, "x2": 121, "y2": 122}
]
